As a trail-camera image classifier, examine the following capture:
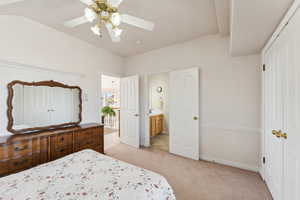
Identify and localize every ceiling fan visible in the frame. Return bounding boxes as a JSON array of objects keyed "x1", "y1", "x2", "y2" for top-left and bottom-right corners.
[
  {"x1": 0, "y1": 0, "x2": 155, "y2": 43},
  {"x1": 64, "y1": 0, "x2": 155, "y2": 42}
]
